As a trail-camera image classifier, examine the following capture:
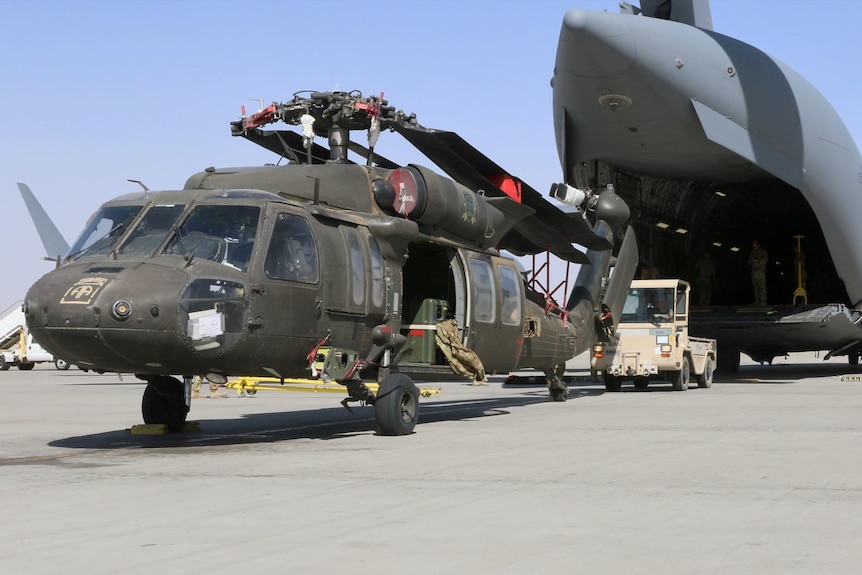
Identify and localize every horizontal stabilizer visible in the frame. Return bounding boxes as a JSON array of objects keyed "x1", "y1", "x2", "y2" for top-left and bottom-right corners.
[
  {"x1": 17, "y1": 183, "x2": 70, "y2": 260},
  {"x1": 692, "y1": 100, "x2": 804, "y2": 188}
]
